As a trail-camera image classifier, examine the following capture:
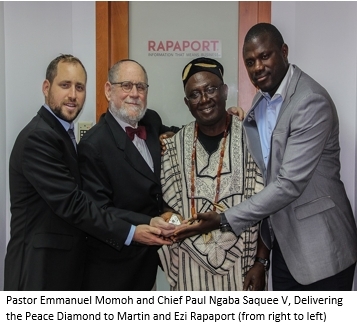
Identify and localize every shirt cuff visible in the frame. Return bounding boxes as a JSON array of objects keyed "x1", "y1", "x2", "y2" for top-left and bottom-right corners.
[{"x1": 125, "y1": 225, "x2": 136, "y2": 246}]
